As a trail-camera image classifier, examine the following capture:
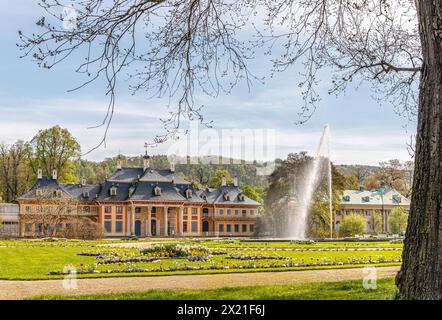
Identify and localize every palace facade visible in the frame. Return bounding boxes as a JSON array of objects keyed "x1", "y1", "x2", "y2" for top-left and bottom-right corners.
[
  {"x1": 16, "y1": 156, "x2": 261, "y2": 238},
  {"x1": 335, "y1": 188, "x2": 410, "y2": 234}
]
